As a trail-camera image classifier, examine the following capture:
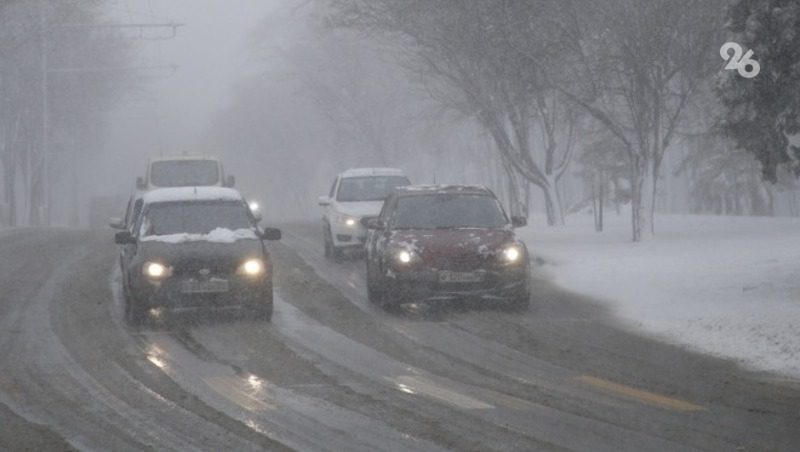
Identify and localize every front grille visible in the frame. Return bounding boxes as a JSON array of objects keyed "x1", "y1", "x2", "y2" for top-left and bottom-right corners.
[
  {"x1": 172, "y1": 258, "x2": 236, "y2": 277},
  {"x1": 430, "y1": 254, "x2": 484, "y2": 271}
]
